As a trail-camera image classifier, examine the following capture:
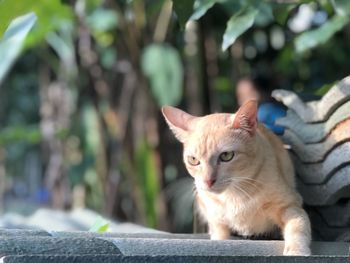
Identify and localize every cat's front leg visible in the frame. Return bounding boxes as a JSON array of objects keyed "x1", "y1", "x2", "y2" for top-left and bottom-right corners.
[
  {"x1": 209, "y1": 222, "x2": 231, "y2": 240},
  {"x1": 279, "y1": 206, "x2": 311, "y2": 256}
]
